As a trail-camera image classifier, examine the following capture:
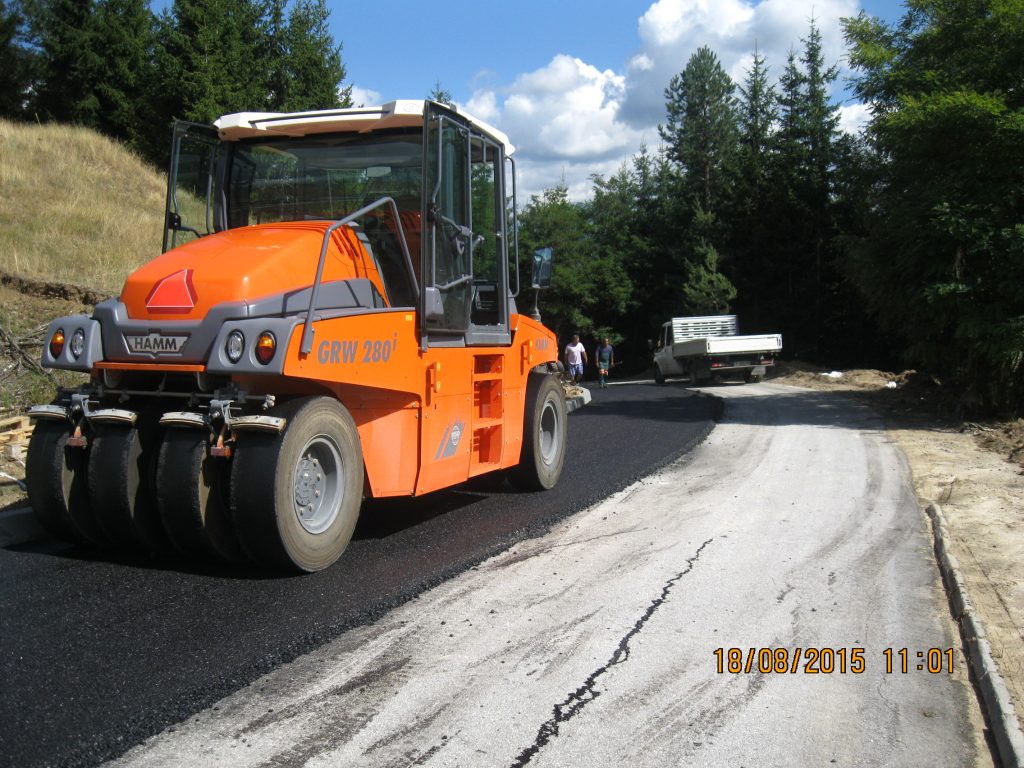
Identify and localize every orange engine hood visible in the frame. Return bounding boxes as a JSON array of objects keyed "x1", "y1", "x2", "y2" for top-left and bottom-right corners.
[{"x1": 121, "y1": 222, "x2": 385, "y2": 320}]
